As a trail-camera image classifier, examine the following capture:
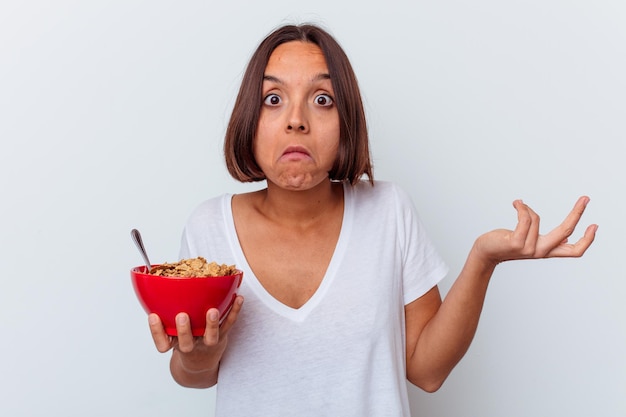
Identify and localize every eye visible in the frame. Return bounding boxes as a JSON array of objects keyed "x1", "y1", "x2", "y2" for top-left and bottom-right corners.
[
  {"x1": 263, "y1": 94, "x2": 281, "y2": 106},
  {"x1": 314, "y1": 94, "x2": 333, "y2": 107}
]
